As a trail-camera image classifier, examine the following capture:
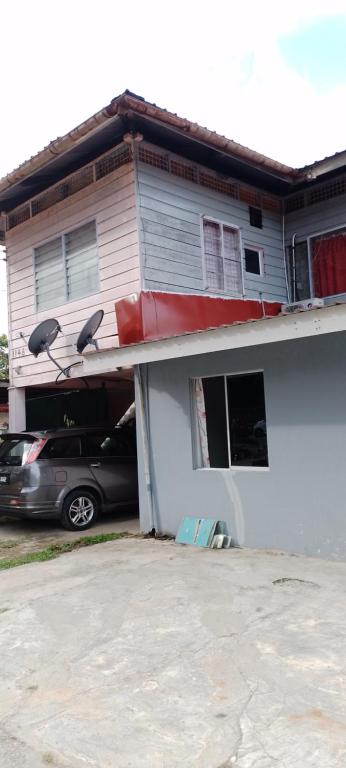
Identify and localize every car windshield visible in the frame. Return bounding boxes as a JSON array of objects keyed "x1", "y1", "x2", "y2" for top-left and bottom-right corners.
[{"x1": 0, "y1": 436, "x2": 35, "y2": 466}]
